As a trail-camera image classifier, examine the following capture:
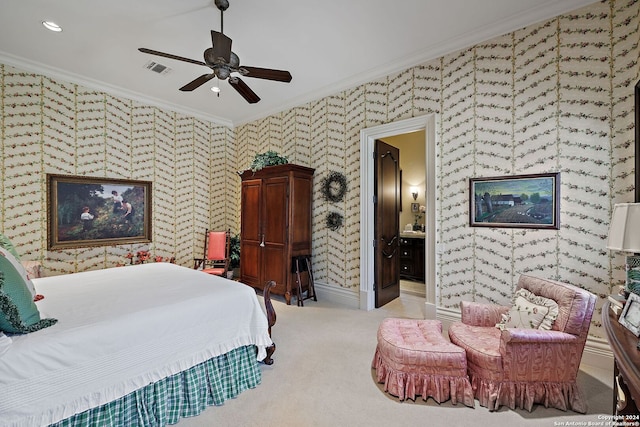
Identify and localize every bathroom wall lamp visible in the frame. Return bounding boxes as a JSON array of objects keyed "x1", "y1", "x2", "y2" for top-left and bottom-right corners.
[{"x1": 410, "y1": 187, "x2": 418, "y2": 200}]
